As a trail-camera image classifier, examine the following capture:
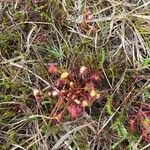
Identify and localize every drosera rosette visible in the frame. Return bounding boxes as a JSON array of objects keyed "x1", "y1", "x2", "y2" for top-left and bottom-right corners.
[
  {"x1": 77, "y1": 8, "x2": 98, "y2": 33},
  {"x1": 128, "y1": 105, "x2": 150, "y2": 142},
  {"x1": 48, "y1": 63, "x2": 58, "y2": 74},
  {"x1": 47, "y1": 65, "x2": 101, "y2": 122}
]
